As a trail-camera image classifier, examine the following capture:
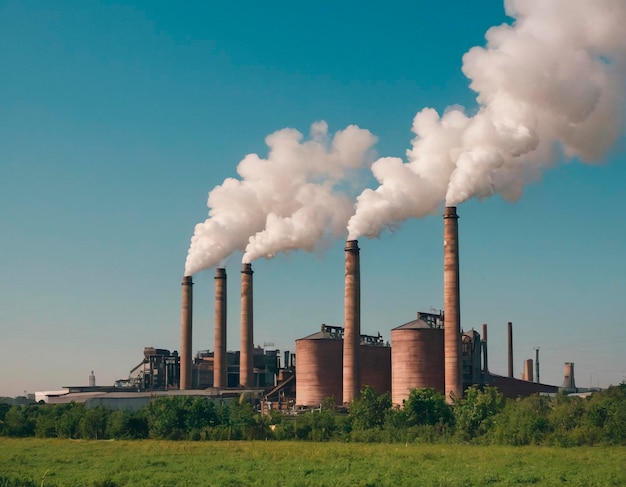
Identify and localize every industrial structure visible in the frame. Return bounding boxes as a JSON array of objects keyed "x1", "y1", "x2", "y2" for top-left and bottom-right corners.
[{"x1": 38, "y1": 206, "x2": 575, "y2": 408}]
